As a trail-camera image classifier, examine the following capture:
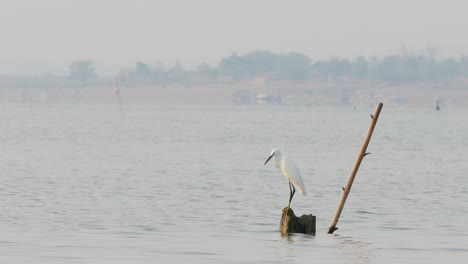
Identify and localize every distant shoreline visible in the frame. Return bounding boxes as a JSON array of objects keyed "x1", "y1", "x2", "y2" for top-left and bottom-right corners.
[{"x1": 1, "y1": 80, "x2": 467, "y2": 109}]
